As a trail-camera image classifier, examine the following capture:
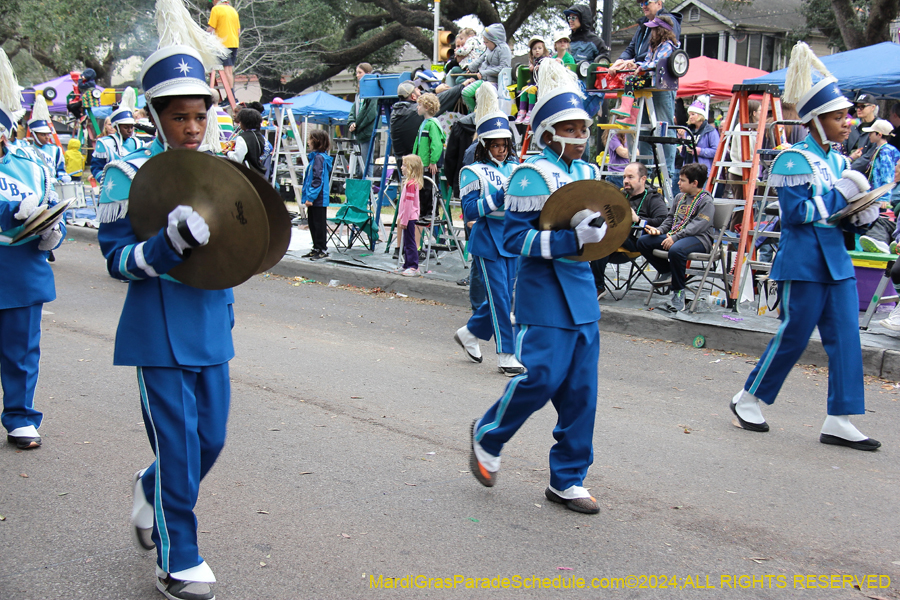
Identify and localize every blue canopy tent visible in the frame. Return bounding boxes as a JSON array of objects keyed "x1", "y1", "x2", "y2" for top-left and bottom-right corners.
[
  {"x1": 743, "y1": 42, "x2": 900, "y2": 99},
  {"x1": 264, "y1": 90, "x2": 352, "y2": 125}
]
